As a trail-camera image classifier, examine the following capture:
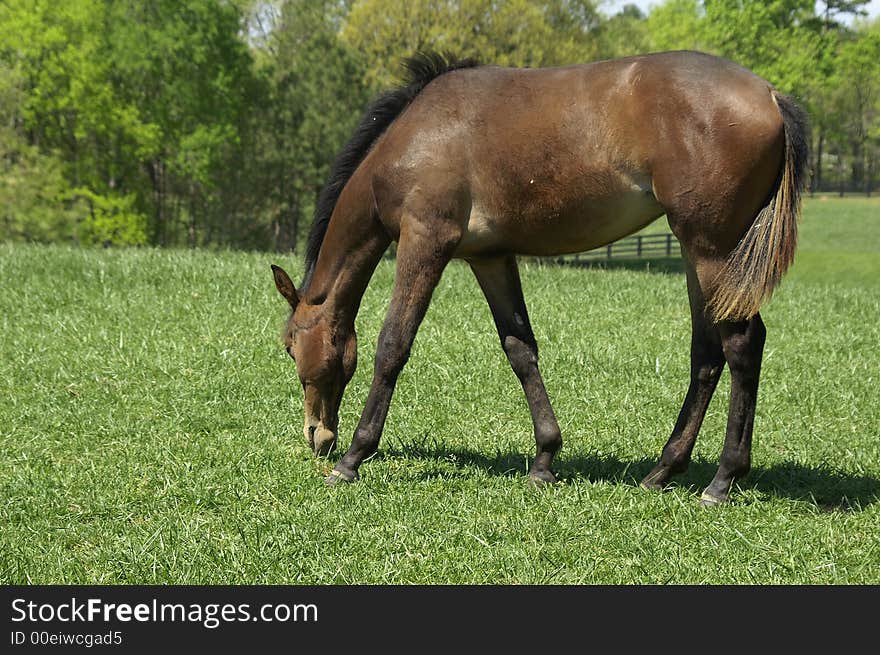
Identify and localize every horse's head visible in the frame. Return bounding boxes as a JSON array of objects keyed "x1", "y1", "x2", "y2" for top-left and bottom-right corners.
[{"x1": 271, "y1": 265, "x2": 357, "y2": 456}]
